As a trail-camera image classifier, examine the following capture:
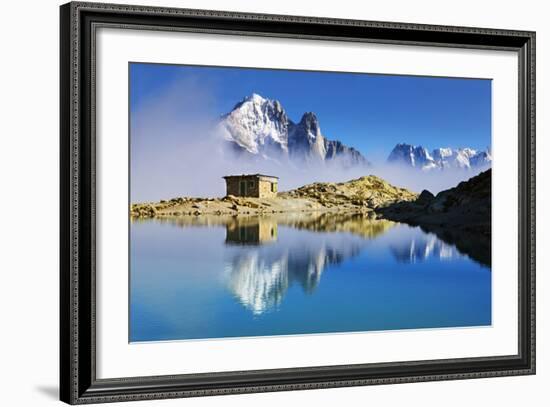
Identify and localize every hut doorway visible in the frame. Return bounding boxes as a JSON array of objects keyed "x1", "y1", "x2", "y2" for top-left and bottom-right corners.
[{"x1": 239, "y1": 180, "x2": 246, "y2": 195}]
